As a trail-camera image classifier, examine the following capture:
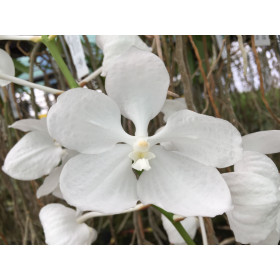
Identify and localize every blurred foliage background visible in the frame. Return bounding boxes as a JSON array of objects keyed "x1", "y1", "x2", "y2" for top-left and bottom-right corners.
[{"x1": 1, "y1": 35, "x2": 280, "y2": 245}]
